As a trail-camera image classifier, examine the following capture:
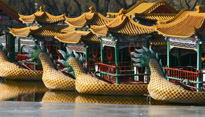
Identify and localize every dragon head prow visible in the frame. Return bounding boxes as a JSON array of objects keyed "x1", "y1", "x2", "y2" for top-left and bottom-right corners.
[
  {"x1": 39, "y1": 52, "x2": 55, "y2": 68},
  {"x1": 131, "y1": 46, "x2": 165, "y2": 76},
  {"x1": 58, "y1": 47, "x2": 85, "y2": 77},
  {"x1": 58, "y1": 47, "x2": 84, "y2": 66}
]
